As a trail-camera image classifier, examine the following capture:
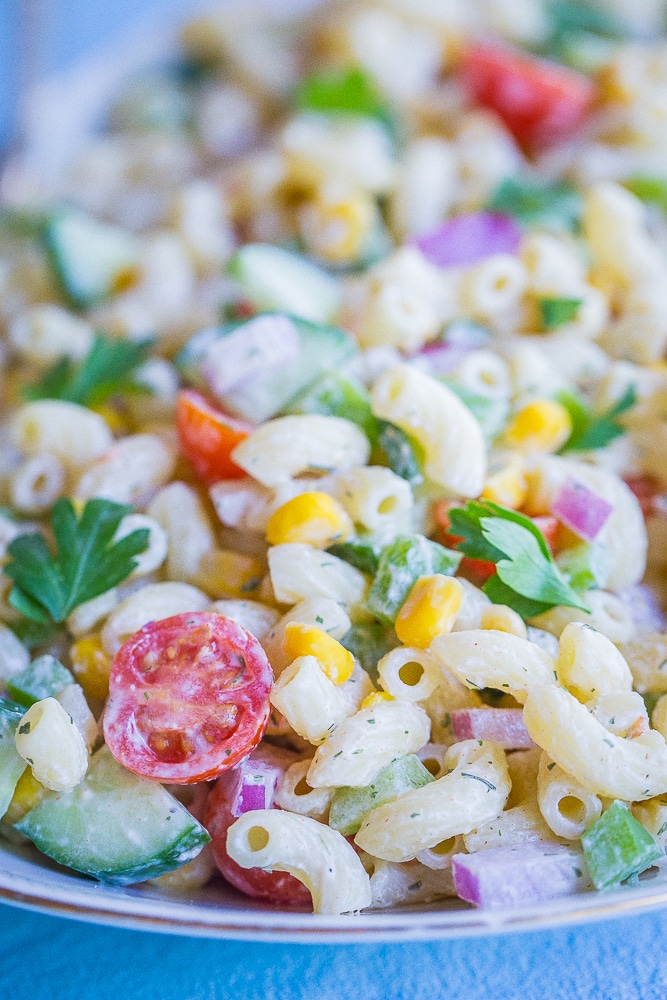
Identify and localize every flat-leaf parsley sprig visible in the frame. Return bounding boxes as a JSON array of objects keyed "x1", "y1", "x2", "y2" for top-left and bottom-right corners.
[
  {"x1": 5, "y1": 498, "x2": 150, "y2": 624},
  {"x1": 23, "y1": 333, "x2": 152, "y2": 408},
  {"x1": 447, "y1": 500, "x2": 590, "y2": 619}
]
